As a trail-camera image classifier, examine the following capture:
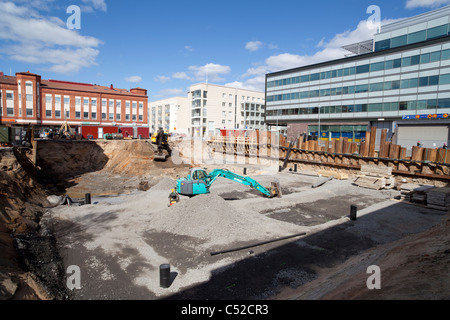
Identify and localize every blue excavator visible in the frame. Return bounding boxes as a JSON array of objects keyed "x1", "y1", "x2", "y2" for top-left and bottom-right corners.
[{"x1": 176, "y1": 168, "x2": 282, "y2": 198}]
